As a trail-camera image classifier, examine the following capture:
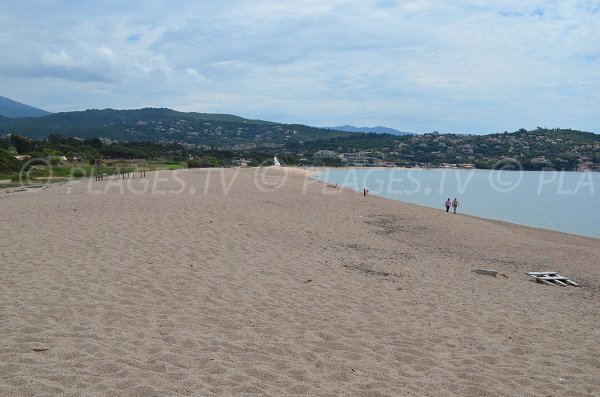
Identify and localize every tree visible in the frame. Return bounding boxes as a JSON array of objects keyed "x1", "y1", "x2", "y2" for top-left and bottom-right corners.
[
  {"x1": 187, "y1": 155, "x2": 220, "y2": 168},
  {"x1": 49, "y1": 157, "x2": 63, "y2": 166},
  {"x1": 0, "y1": 137, "x2": 12, "y2": 150},
  {"x1": 84, "y1": 138, "x2": 102, "y2": 149},
  {"x1": 318, "y1": 156, "x2": 344, "y2": 167},
  {"x1": 10, "y1": 134, "x2": 33, "y2": 154},
  {"x1": 0, "y1": 149, "x2": 20, "y2": 172}
]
